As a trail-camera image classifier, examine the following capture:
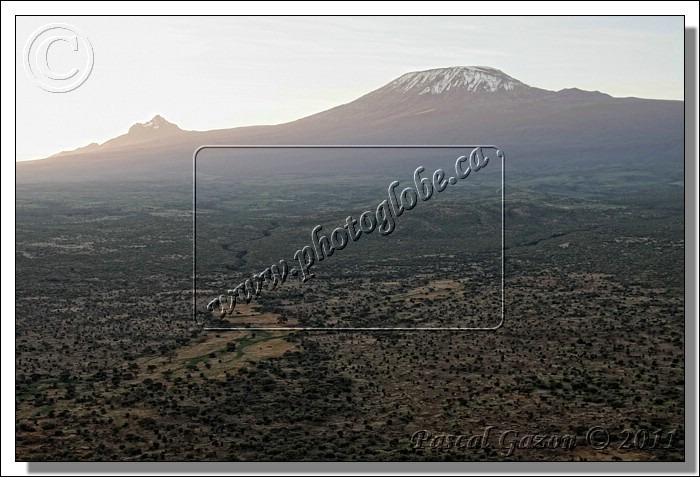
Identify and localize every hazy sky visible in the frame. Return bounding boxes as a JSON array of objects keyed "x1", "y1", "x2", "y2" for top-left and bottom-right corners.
[{"x1": 15, "y1": 16, "x2": 684, "y2": 161}]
